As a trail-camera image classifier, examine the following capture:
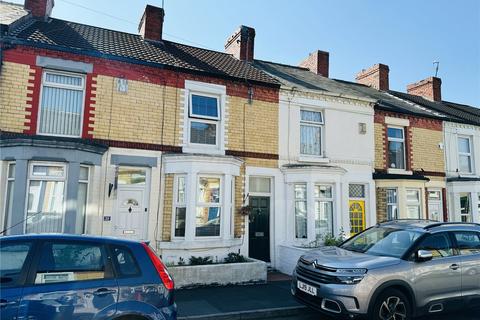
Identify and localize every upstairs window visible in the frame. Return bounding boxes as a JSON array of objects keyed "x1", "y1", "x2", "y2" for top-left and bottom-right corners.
[
  {"x1": 300, "y1": 110, "x2": 323, "y2": 156},
  {"x1": 388, "y1": 127, "x2": 405, "y2": 169},
  {"x1": 189, "y1": 94, "x2": 220, "y2": 146},
  {"x1": 458, "y1": 136, "x2": 473, "y2": 173},
  {"x1": 38, "y1": 70, "x2": 86, "y2": 137}
]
